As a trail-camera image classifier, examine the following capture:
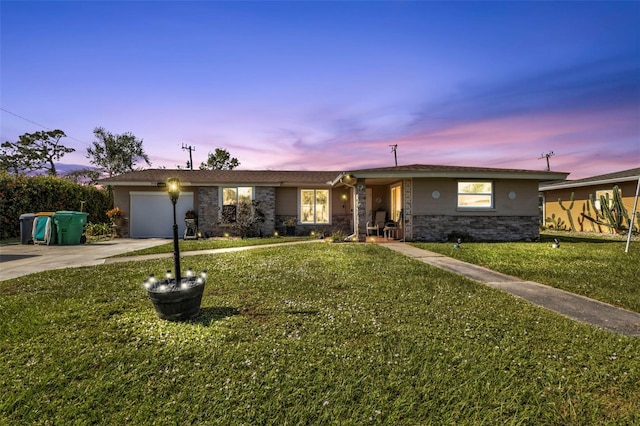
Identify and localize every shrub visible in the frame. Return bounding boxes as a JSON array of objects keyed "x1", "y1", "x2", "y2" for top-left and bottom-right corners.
[
  {"x1": 106, "y1": 207, "x2": 125, "y2": 219},
  {"x1": 0, "y1": 172, "x2": 112, "y2": 239},
  {"x1": 84, "y1": 222, "x2": 113, "y2": 237},
  {"x1": 331, "y1": 229, "x2": 347, "y2": 242}
]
